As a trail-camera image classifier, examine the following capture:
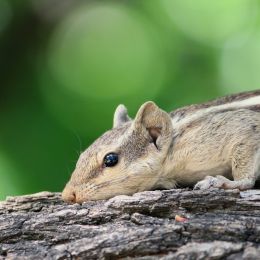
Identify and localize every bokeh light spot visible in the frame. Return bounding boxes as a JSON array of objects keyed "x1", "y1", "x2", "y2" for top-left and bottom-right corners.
[
  {"x1": 48, "y1": 3, "x2": 165, "y2": 99},
  {"x1": 160, "y1": 0, "x2": 258, "y2": 46},
  {"x1": 220, "y1": 32, "x2": 260, "y2": 93}
]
